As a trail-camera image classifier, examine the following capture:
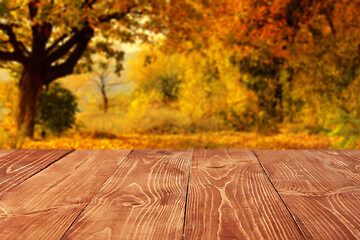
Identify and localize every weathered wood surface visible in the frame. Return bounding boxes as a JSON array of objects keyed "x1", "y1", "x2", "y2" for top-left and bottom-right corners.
[
  {"x1": 63, "y1": 150, "x2": 192, "y2": 240},
  {"x1": 0, "y1": 149, "x2": 359, "y2": 239},
  {"x1": 0, "y1": 149, "x2": 16, "y2": 158},
  {"x1": 0, "y1": 150, "x2": 130, "y2": 239},
  {"x1": 0, "y1": 204, "x2": 86, "y2": 240},
  {"x1": 255, "y1": 150, "x2": 360, "y2": 239},
  {"x1": 0, "y1": 149, "x2": 71, "y2": 194},
  {"x1": 184, "y1": 150, "x2": 303, "y2": 239},
  {"x1": 309, "y1": 150, "x2": 360, "y2": 186}
]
